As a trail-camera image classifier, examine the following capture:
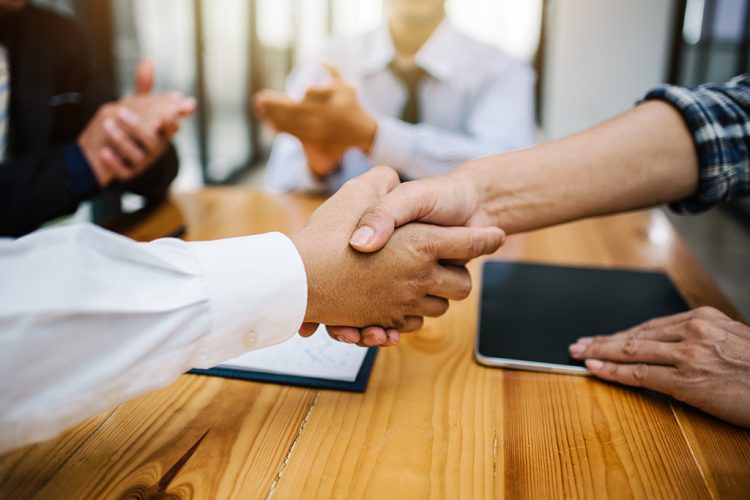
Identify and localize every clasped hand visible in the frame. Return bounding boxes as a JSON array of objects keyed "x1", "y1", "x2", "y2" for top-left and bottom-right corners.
[
  {"x1": 78, "y1": 59, "x2": 195, "y2": 187},
  {"x1": 292, "y1": 167, "x2": 504, "y2": 346}
]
